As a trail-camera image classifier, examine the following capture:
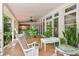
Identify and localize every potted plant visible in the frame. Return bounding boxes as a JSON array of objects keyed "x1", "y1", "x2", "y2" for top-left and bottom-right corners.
[
  {"x1": 24, "y1": 26, "x2": 40, "y2": 43},
  {"x1": 25, "y1": 26, "x2": 39, "y2": 38},
  {"x1": 63, "y1": 25, "x2": 79, "y2": 47}
]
